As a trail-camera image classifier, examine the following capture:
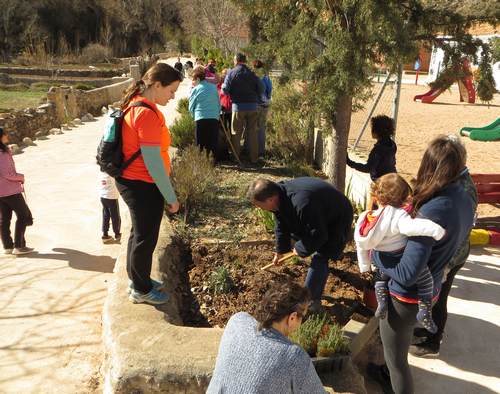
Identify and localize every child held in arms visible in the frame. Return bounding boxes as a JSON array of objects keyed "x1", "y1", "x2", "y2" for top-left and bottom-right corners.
[
  {"x1": 347, "y1": 115, "x2": 397, "y2": 181},
  {"x1": 354, "y1": 173, "x2": 445, "y2": 333}
]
